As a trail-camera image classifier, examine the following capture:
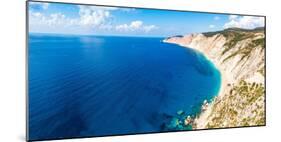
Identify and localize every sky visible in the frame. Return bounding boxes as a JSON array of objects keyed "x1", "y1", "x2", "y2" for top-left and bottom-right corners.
[{"x1": 28, "y1": 1, "x2": 265, "y2": 37}]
